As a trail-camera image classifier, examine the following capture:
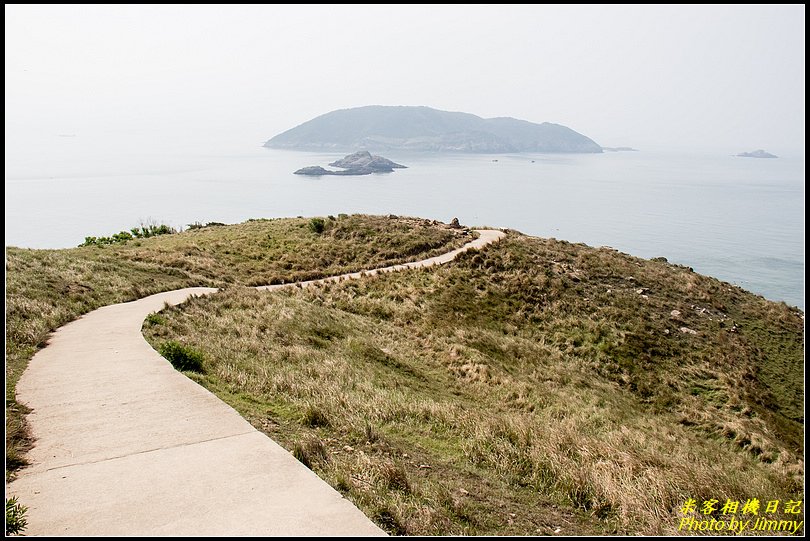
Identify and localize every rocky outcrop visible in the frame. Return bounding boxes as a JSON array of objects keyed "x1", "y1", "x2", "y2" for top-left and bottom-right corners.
[
  {"x1": 294, "y1": 166, "x2": 333, "y2": 176},
  {"x1": 737, "y1": 149, "x2": 777, "y2": 158},
  {"x1": 328, "y1": 151, "x2": 406, "y2": 170},
  {"x1": 293, "y1": 166, "x2": 376, "y2": 176},
  {"x1": 294, "y1": 151, "x2": 406, "y2": 176}
]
